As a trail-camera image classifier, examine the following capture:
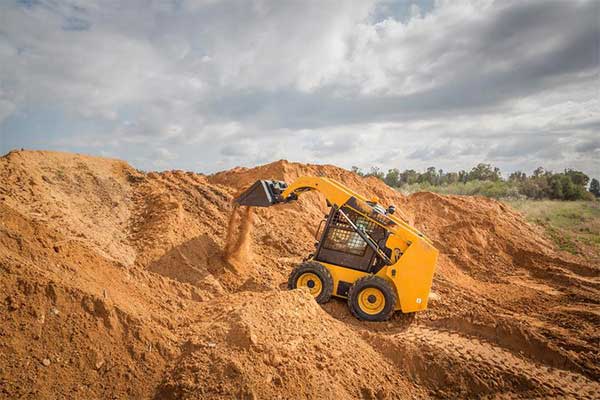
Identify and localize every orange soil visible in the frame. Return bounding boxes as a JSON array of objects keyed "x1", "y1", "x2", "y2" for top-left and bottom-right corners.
[{"x1": 0, "y1": 150, "x2": 598, "y2": 399}]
